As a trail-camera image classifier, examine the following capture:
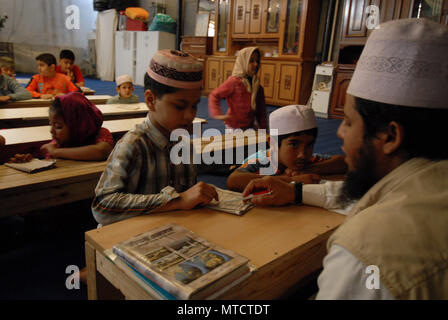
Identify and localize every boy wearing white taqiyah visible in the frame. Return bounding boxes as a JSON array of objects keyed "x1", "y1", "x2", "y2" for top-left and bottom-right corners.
[
  {"x1": 106, "y1": 74, "x2": 140, "y2": 104},
  {"x1": 227, "y1": 104, "x2": 348, "y2": 214}
]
